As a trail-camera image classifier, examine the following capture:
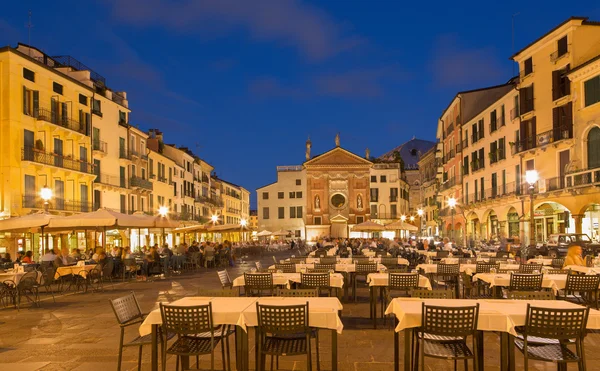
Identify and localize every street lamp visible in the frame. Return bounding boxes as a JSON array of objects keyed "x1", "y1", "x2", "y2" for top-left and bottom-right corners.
[
  {"x1": 525, "y1": 170, "x2": 539, "y2": 256},
  {"x1": 40, "y1": 185, "x2": 52, "y2": 213},
  {"x1": 240, "y1": 218, "x2": 247, "y2": 242},
  {"x1": 211, "y1": 214, "x2": 219, "y2": 242},
  {"x1": 417, "y1": 208, "x2": 424, "y2": 236},
  {"x1": 400, "y1": 215, "x2": 406, "y2": 222},
  {"x1": 158, "y1": 206, "x2": 169, "y2": 246},
  {"x1": 448, "y1": 197, "x2": 457, "y2": 242}
]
